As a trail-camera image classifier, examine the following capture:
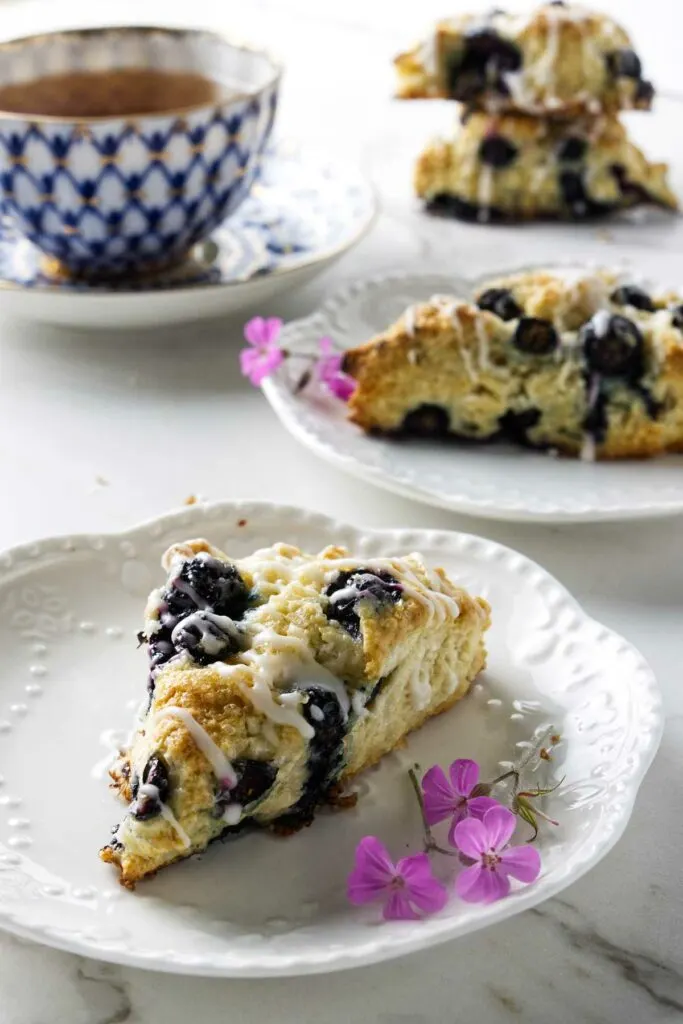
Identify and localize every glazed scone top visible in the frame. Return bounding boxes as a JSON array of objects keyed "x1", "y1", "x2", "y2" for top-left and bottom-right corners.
[
  {"x1": 395, "y1": 2, "x2": 653, "y2": 115},
  {"x1": 143, "y1": 538, "x2": 471, "y2": 738},
  {"x1": 398, "y1": 270, "x2": 683, "y2": 367}
]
